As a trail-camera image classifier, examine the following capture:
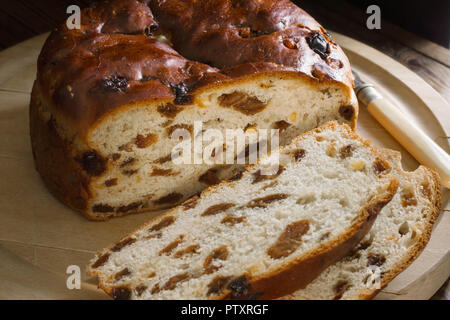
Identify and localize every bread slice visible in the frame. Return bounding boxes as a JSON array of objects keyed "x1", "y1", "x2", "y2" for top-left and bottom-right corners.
[
  {"x1": 282, "y1": 150, "x2": 441, "y2": 300},
  {"x1": 87, "y1": 122, "x2": 398, "y2": 299}
]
